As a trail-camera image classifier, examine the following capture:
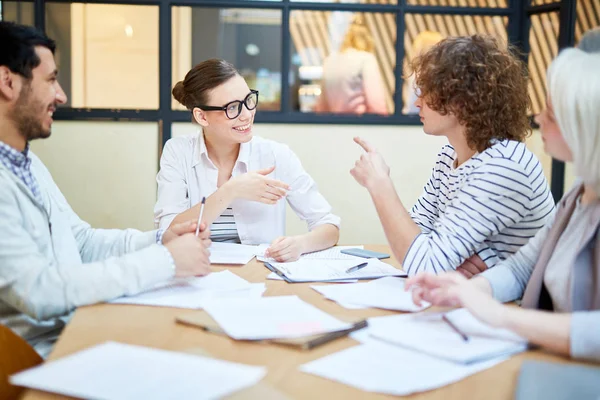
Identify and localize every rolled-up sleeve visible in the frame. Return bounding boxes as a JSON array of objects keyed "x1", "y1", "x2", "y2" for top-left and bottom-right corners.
[
  {"x1": 154, "y1": 139, "x2": 192, "y2": 230},
  {"x1": 278, "y1": 145, "x2": 340, "y2": 231},
  {"x1": 571, "y1": 311, "x2": 600, "y2": 362}
]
